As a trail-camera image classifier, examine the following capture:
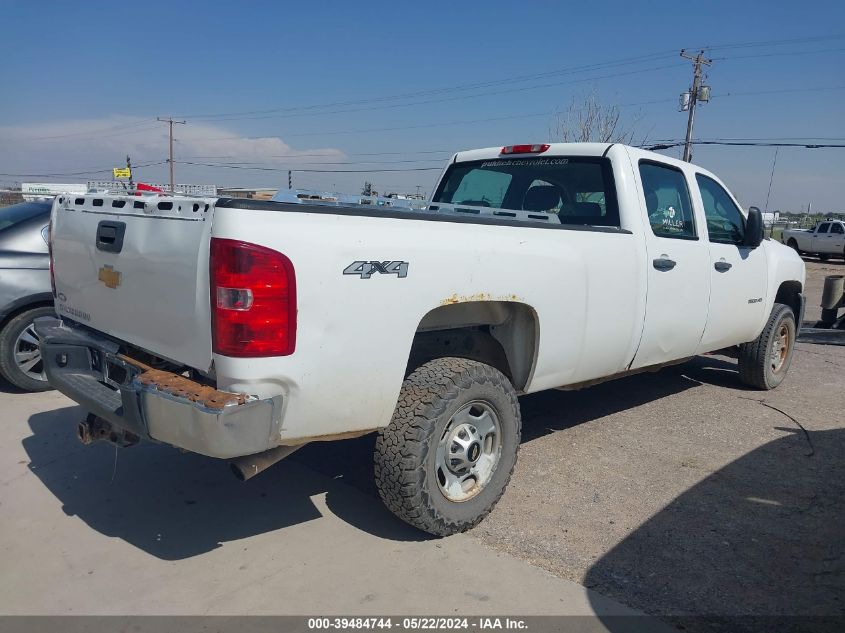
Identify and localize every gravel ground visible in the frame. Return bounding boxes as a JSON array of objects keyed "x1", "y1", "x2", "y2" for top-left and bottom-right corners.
[{"x1": 298, "y1": 259, "x2": 845, "y2": 631}]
